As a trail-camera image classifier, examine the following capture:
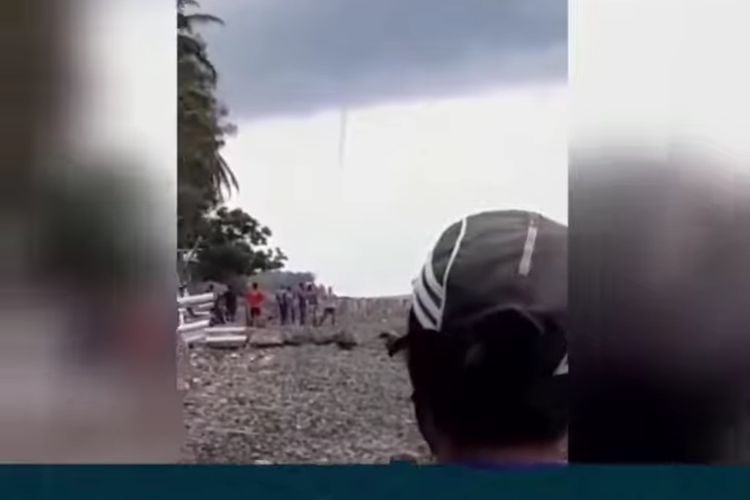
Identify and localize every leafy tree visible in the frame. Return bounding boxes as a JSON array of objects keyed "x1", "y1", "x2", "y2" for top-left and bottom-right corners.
[
  {"x1": 190, "y1": 207, "x2": 287, "y2": 284},
  {"x1": 252, "y1": 271, "x2": 317, "y2": 291}
]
